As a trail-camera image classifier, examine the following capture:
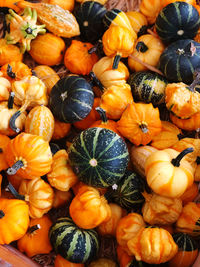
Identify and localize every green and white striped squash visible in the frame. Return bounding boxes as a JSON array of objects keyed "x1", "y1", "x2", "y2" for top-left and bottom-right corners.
[
  {"x1": 128, "y1": 71, "x2": 168, "y2": 106},
  {"x1": 155, "y1": 2, "x2": 200, "y2": 45},
  {"x1": 49, "y1": 75, "x2": 94, "y2": 123},
  {"x1": 49, "y1": 217, "x2": 99, "y2": 263},
  {"x1": 68, "y1": 127, "x2": 129, "y2": 188},
  {"x1": 158, "y1": 39, "x2": 200, "y2": 83}
]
